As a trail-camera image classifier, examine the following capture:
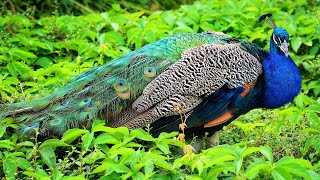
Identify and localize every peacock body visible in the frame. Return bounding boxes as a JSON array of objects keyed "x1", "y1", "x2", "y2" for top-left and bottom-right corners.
[{"x1": 0, "y1": 14, "x2": 302, "y2": 137}]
